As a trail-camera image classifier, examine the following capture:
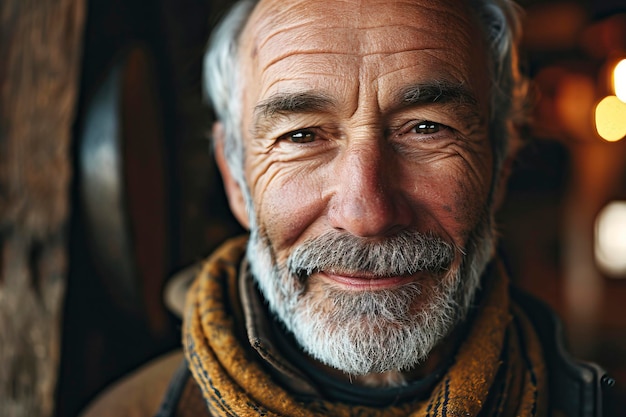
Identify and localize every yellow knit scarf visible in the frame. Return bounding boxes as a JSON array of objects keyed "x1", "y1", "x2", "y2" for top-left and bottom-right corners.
[{"x1": 184, "y1": 236, "x2": 548, "y2": 417}]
